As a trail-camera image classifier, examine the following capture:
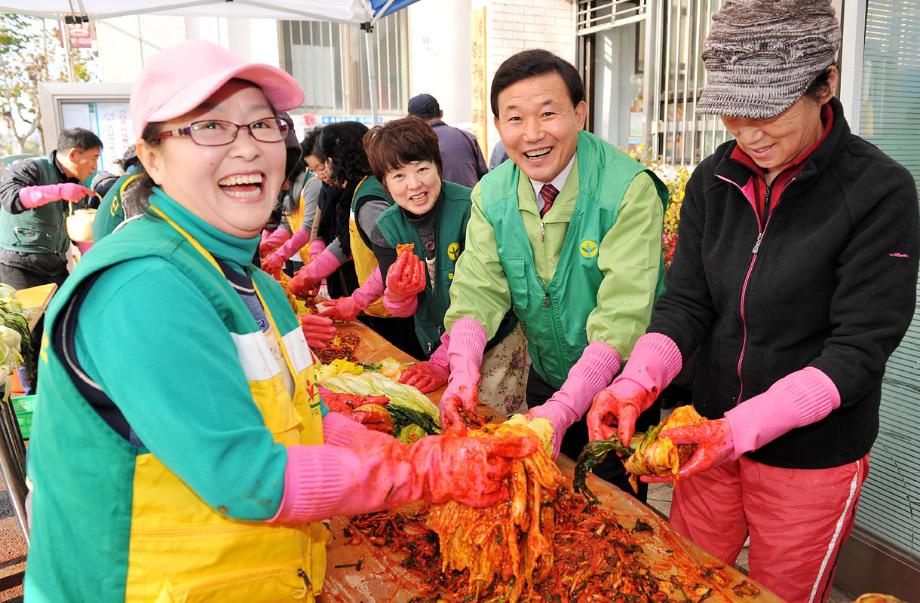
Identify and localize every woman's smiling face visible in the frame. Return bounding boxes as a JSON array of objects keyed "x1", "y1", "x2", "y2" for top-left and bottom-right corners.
[{"x1": 140, "y1": 80, "x2": 287, "y2": 238}]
